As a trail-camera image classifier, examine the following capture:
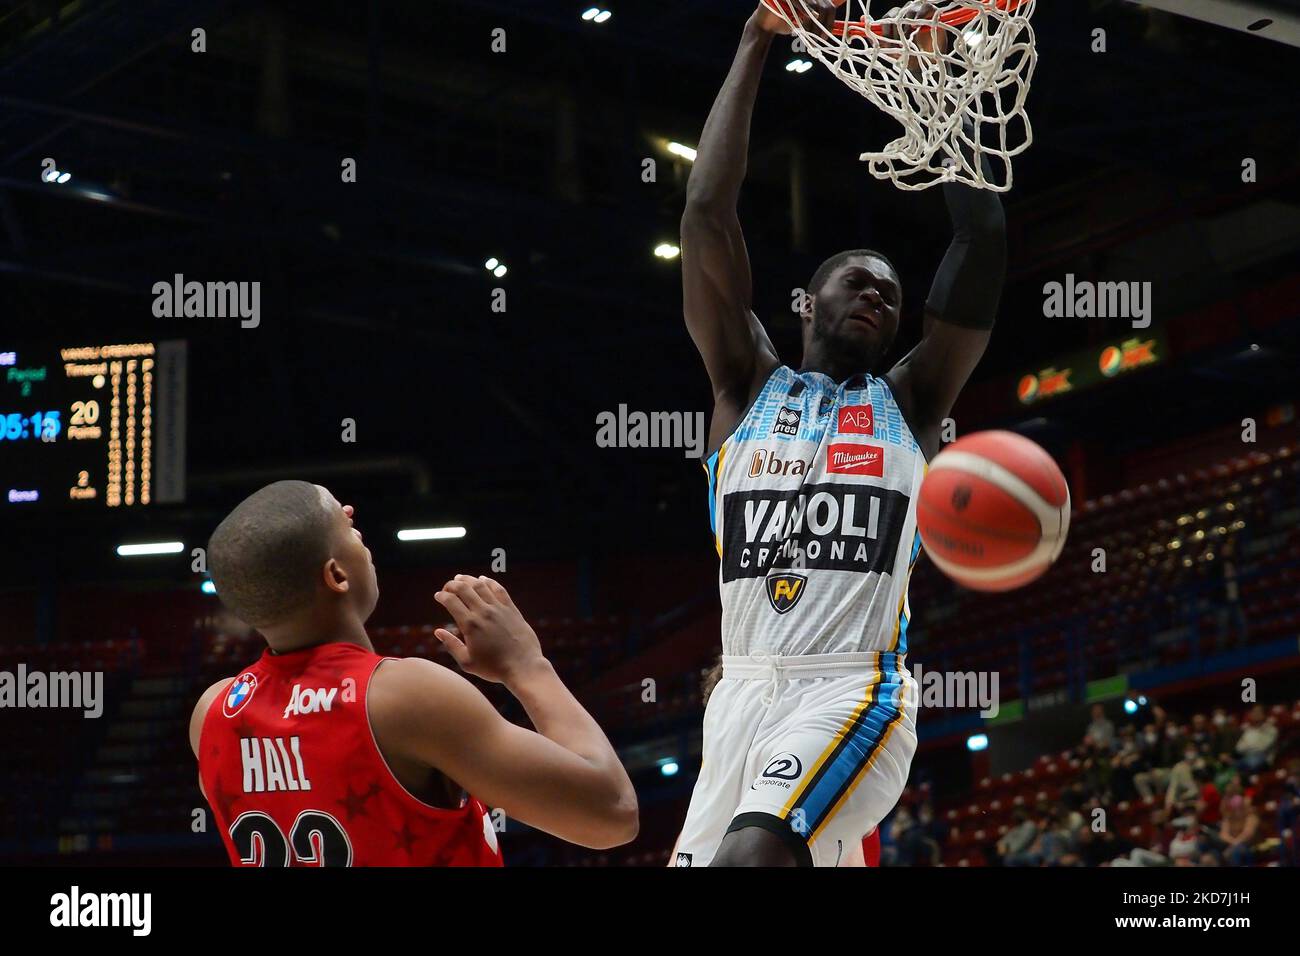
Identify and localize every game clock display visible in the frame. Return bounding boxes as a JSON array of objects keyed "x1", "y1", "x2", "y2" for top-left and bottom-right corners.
[{"x1": 0, "y1": 341, "x2": 187, "y2": 508}]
